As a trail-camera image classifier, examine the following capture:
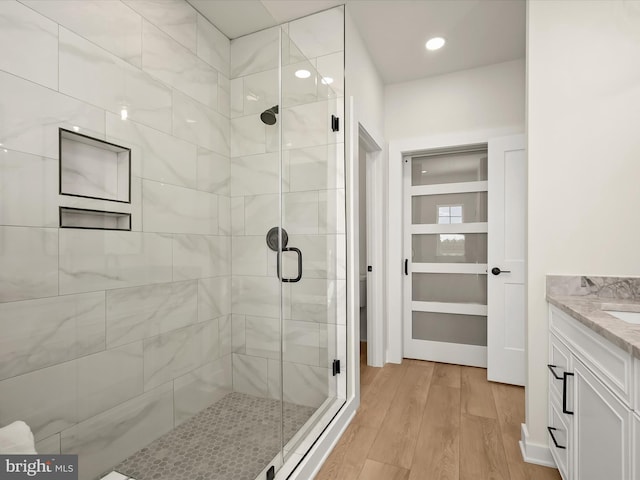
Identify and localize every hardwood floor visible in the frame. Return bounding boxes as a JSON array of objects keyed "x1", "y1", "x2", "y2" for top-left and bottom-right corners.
[{"x1": 315, "y1": 343, "x2": 560, "y2": 480}]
